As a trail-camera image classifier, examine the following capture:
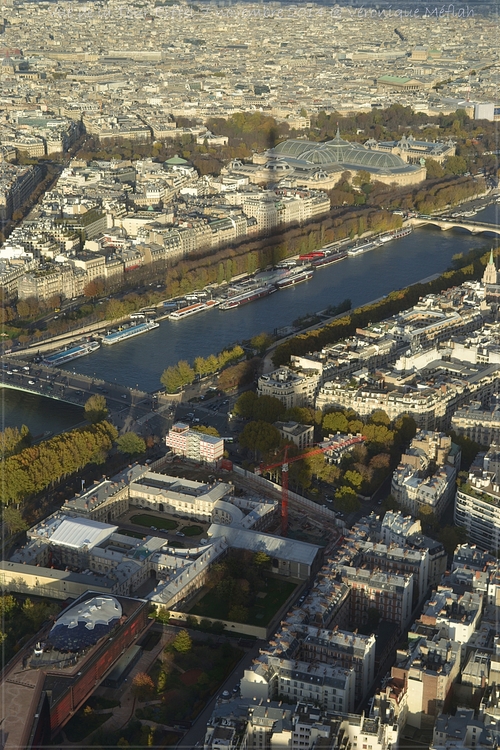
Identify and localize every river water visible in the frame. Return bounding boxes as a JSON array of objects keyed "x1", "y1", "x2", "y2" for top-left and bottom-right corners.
[{"x1": 3, "y1": 203, "x2": 499, "y2": 433}]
